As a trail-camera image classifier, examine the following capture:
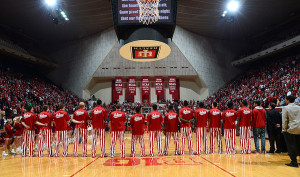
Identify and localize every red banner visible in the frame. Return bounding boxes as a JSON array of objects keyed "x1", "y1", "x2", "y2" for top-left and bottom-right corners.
[
  {"x1": 141, "y1": 77, "x2": 150, "y2": 95},
  {"x1": 115, "y1": 77, "x2": 123, "y2": 95},
  {"x1": 128, "y1": 77, "x2": 136, "y2": 95},
  {"x1": 155, "y1": 76, "x2": 164, "y2": 95},
  {"x1": 169, "y1": 76, "x2": 177, "y2": 94}
]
